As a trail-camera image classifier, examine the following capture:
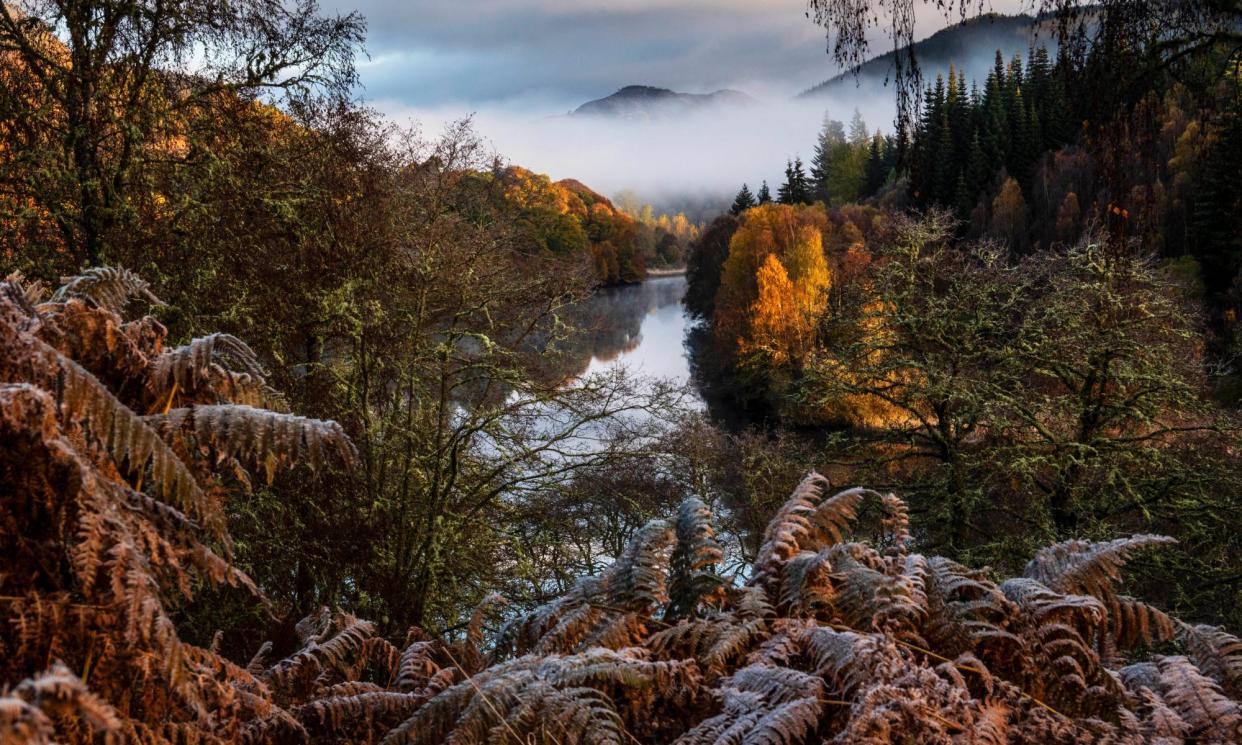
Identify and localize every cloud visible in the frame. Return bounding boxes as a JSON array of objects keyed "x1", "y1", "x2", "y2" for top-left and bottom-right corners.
[
  {"x1": 329, "y1": 0, "x2": 836, "y2": 107},
  {"x1": 377, "y1": 93, "x2": 897, "y2": 212},
  {"x1": 330, "y1": 0, "x2": 1030, "y2": 110},
  {"x1": 327, "y1": 0, "x2": 1033, "y2": 206}
]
